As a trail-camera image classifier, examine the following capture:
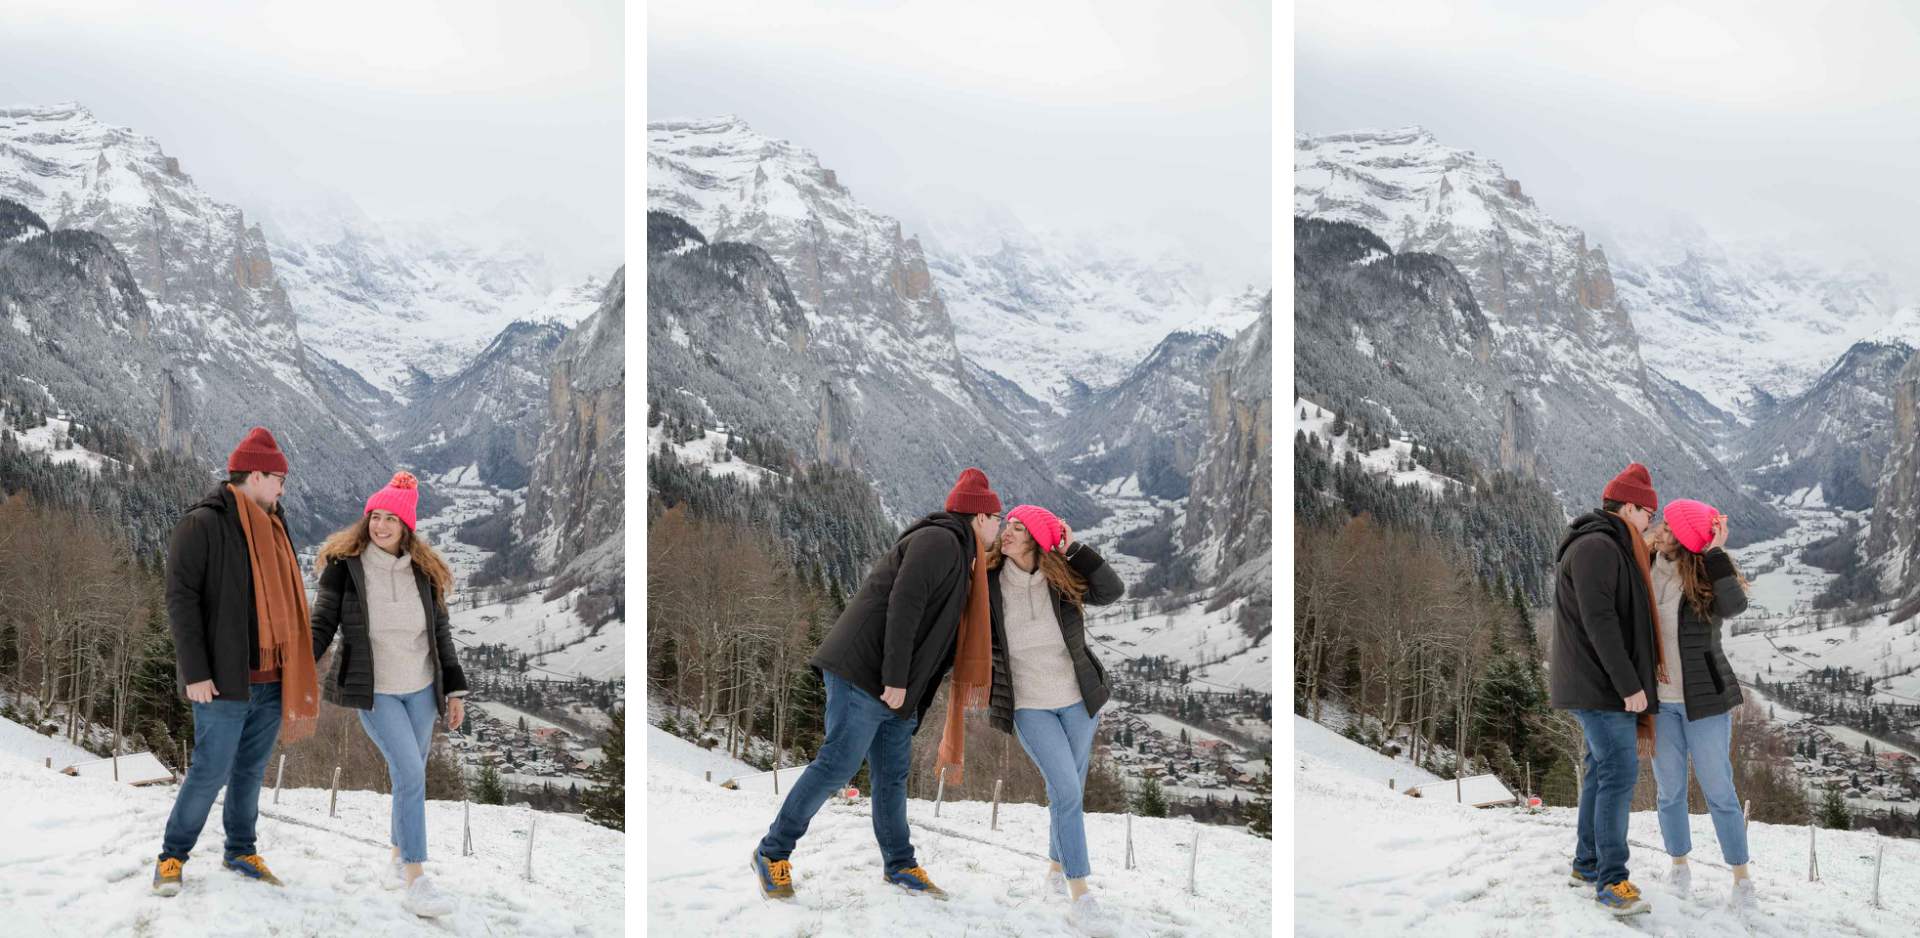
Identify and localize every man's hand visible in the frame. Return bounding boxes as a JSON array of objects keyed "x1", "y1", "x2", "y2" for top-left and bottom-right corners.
[
  {"x1": 1623, "y1": 690, "x2": 1647, "y2": 713},
  {"x1": 446, "y1": 697, "x2": 465, "y2": 731},
  {"x1": 186, "y1": 680, "x2": 217, "y2": 703},
  {"x1": 880, "y1": 686, "x2": 906, "y2": 709}
]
